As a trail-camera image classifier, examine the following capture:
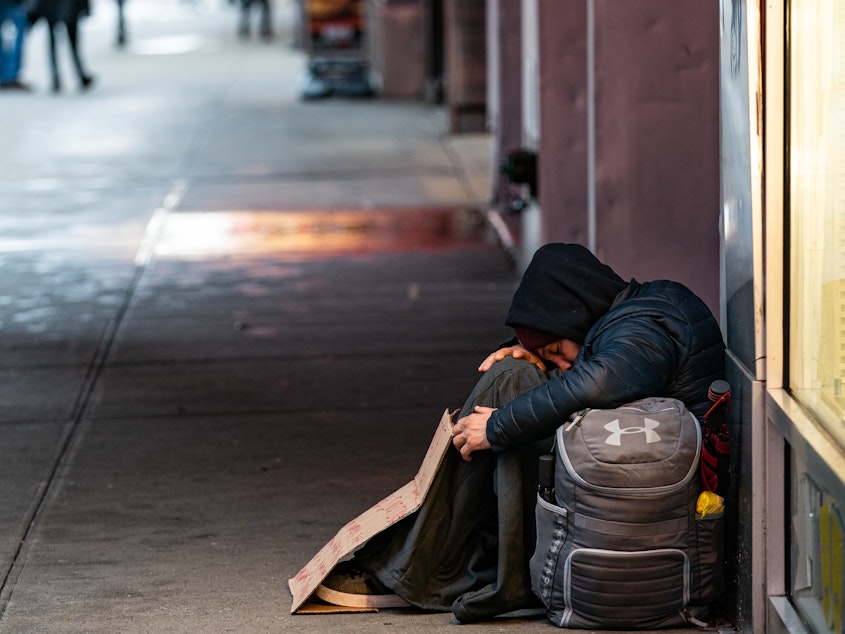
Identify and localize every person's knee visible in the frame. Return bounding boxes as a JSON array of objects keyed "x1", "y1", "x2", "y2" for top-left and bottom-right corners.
[
  {"x1": 483, "y1": 356, "x2": 546, "y2": 381},
  {"x1": 464, "y1": 356, "x2": 549, "y2": 410}
]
